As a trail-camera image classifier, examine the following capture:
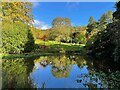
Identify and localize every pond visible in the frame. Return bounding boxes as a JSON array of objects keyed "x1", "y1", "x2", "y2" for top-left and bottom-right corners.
[{"x1": 2, "y1": 54, "x2": 120, "y2": 89}]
